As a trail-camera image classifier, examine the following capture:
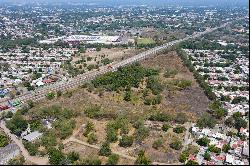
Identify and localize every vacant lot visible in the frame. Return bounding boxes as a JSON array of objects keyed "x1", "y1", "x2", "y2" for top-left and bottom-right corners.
[
  {"x1": 137, "y1": 38, "x2": 156, "y2": 45},
  {"x1": 28, "y1": 50, "x2": 210, "y2": 164},
  {"x1": 141, "y1": 51, "x2": 211, "y2": 118}
]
